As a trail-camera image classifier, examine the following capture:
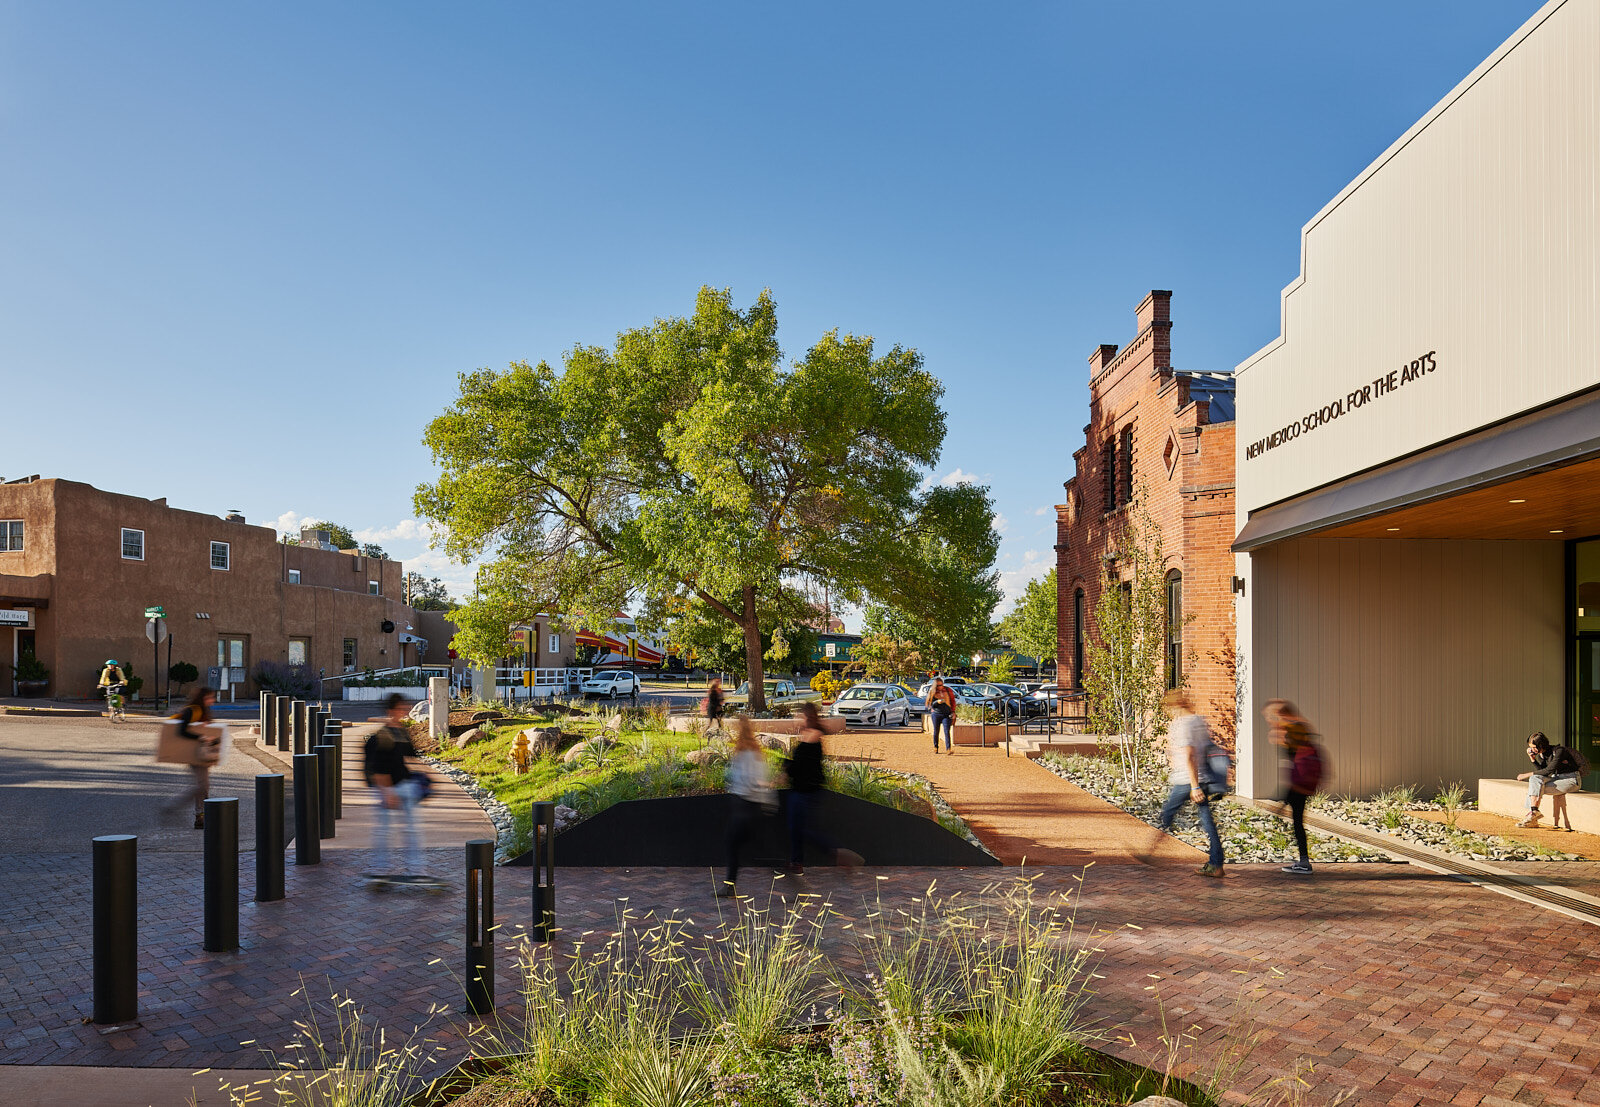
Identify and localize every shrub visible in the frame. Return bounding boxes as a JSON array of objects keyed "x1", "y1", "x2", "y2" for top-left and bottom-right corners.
[
  {"x1": 168, "y1": 661, "x2": 199, "y2": 691},
  {"x1": 15, "y1": 651, "x2": 48, "y2": 682},
  {"x1": 252, "y1": 660, "x2": 316, "y2": 697}
]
